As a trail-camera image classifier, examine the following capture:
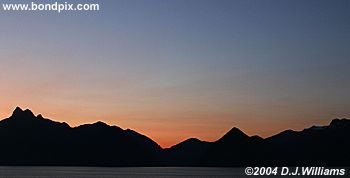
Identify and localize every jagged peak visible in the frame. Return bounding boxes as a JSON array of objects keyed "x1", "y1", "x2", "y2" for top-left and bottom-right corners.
[
  {"x1": 24, "y1": 109, "x2": 34, "y2": 114},
  {"x1": 330, "y1": 118, "x2": 349, "y2": 125},
  {"x1": 224, "y1": 127, "x2": 248, "y2": 138},
  {"x1": 10, "y1": 107, "x2": 36, "y2": 119},
  {"x1": 14, "y1": 106, "x2": 23, "y2": 113},
  {"x1": 229, "y1": 127, "x2": 245, "y2": 134},
  {"x1": 329, "y1": 118, "x2": 350, "y2": 129},
  {"x1": 12, "y1": 106, "x2": 24, "y2": 116},
  {"x1": 217, "y1": 127, "x2": 249, "y2": 143}
]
